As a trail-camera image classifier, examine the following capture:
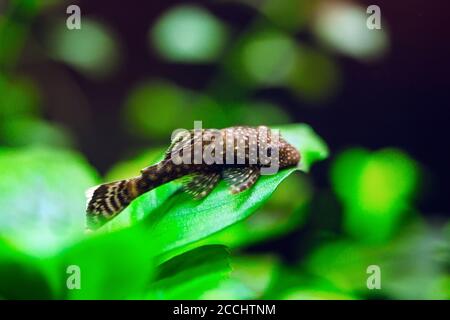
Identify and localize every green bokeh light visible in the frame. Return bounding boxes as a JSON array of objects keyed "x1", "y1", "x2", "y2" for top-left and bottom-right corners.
[
  {"x1": 151, "y1": 5, "x2": 228, "y2": 63},
  {"x1": 0, "y1": 75, "x2": 41, "y2": 119},
  {"x1": 47, "y1": 19, "x2": 120, "y2": 78},
  {"x1": 124, "y1": 80, "x2": 187, "y2": 138},
  {"x1": 261, "y1": 0, "x2": 313, "y2": 31},
  {"x1": 331, "y1": 148, "x2": 419, "y2": 243},
  {"x1": 123, "y1": 80, "x2": 228, "y2": 138},
  {"x1": 314, "y1": 2, "x2": 388, "y2": 60},
  {"x1": 288, "y1": 44, "x2": 340, "y2": 102},
  {"x1": 123, "y1": 80, "x2": 294, "y2": 139},
  {"x1": 230, "y1": 30, "x2": 298, "y2": 87},
  {"x1": 0, "y1": 116, "x2": 73, "y2": 148},
  {"x1": 240, "y1": 30, "x2": 297, "y2": 86}
]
